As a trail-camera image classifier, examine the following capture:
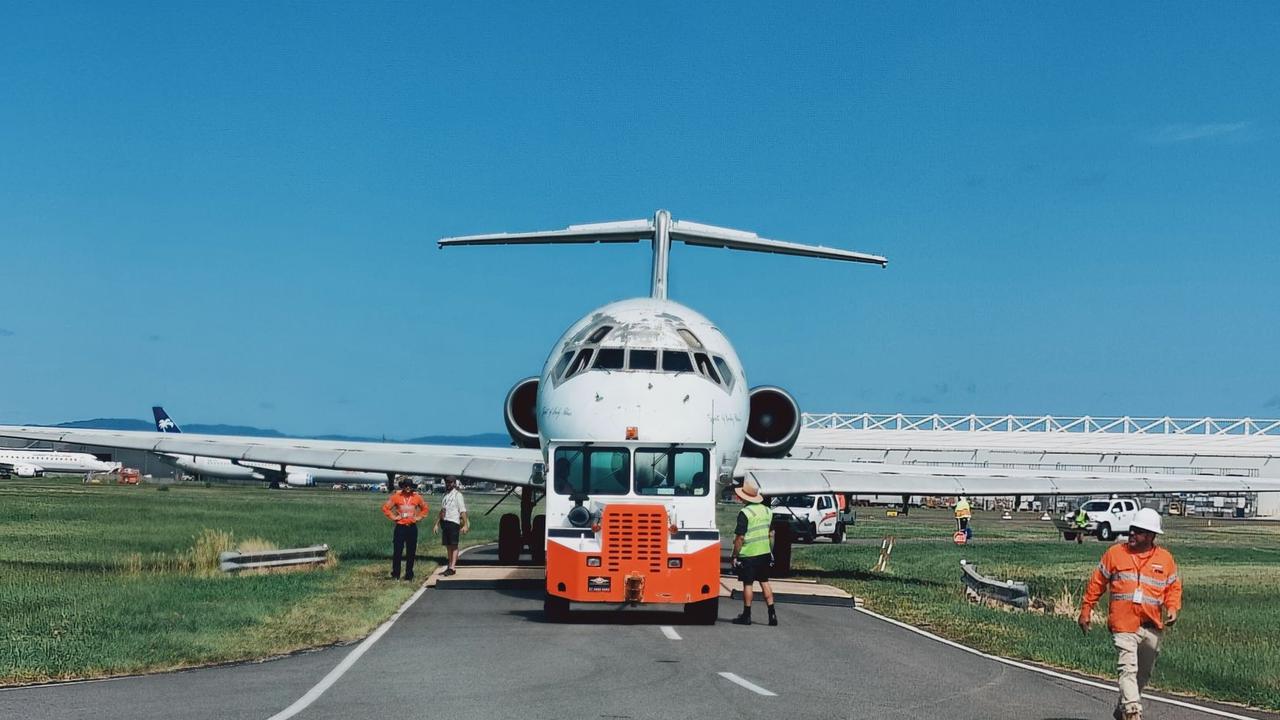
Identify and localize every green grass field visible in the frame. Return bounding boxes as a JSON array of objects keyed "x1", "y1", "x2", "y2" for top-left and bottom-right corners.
[
  {"x1": 716, "y1": 503, "x2": 1280, "y2": 710},
  {"x1": 8, "y1": 481, "x2": 1280, "y2": 709},
  {"x1": 0, "y1": 478, "x2": 511, "y2": 684}
]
